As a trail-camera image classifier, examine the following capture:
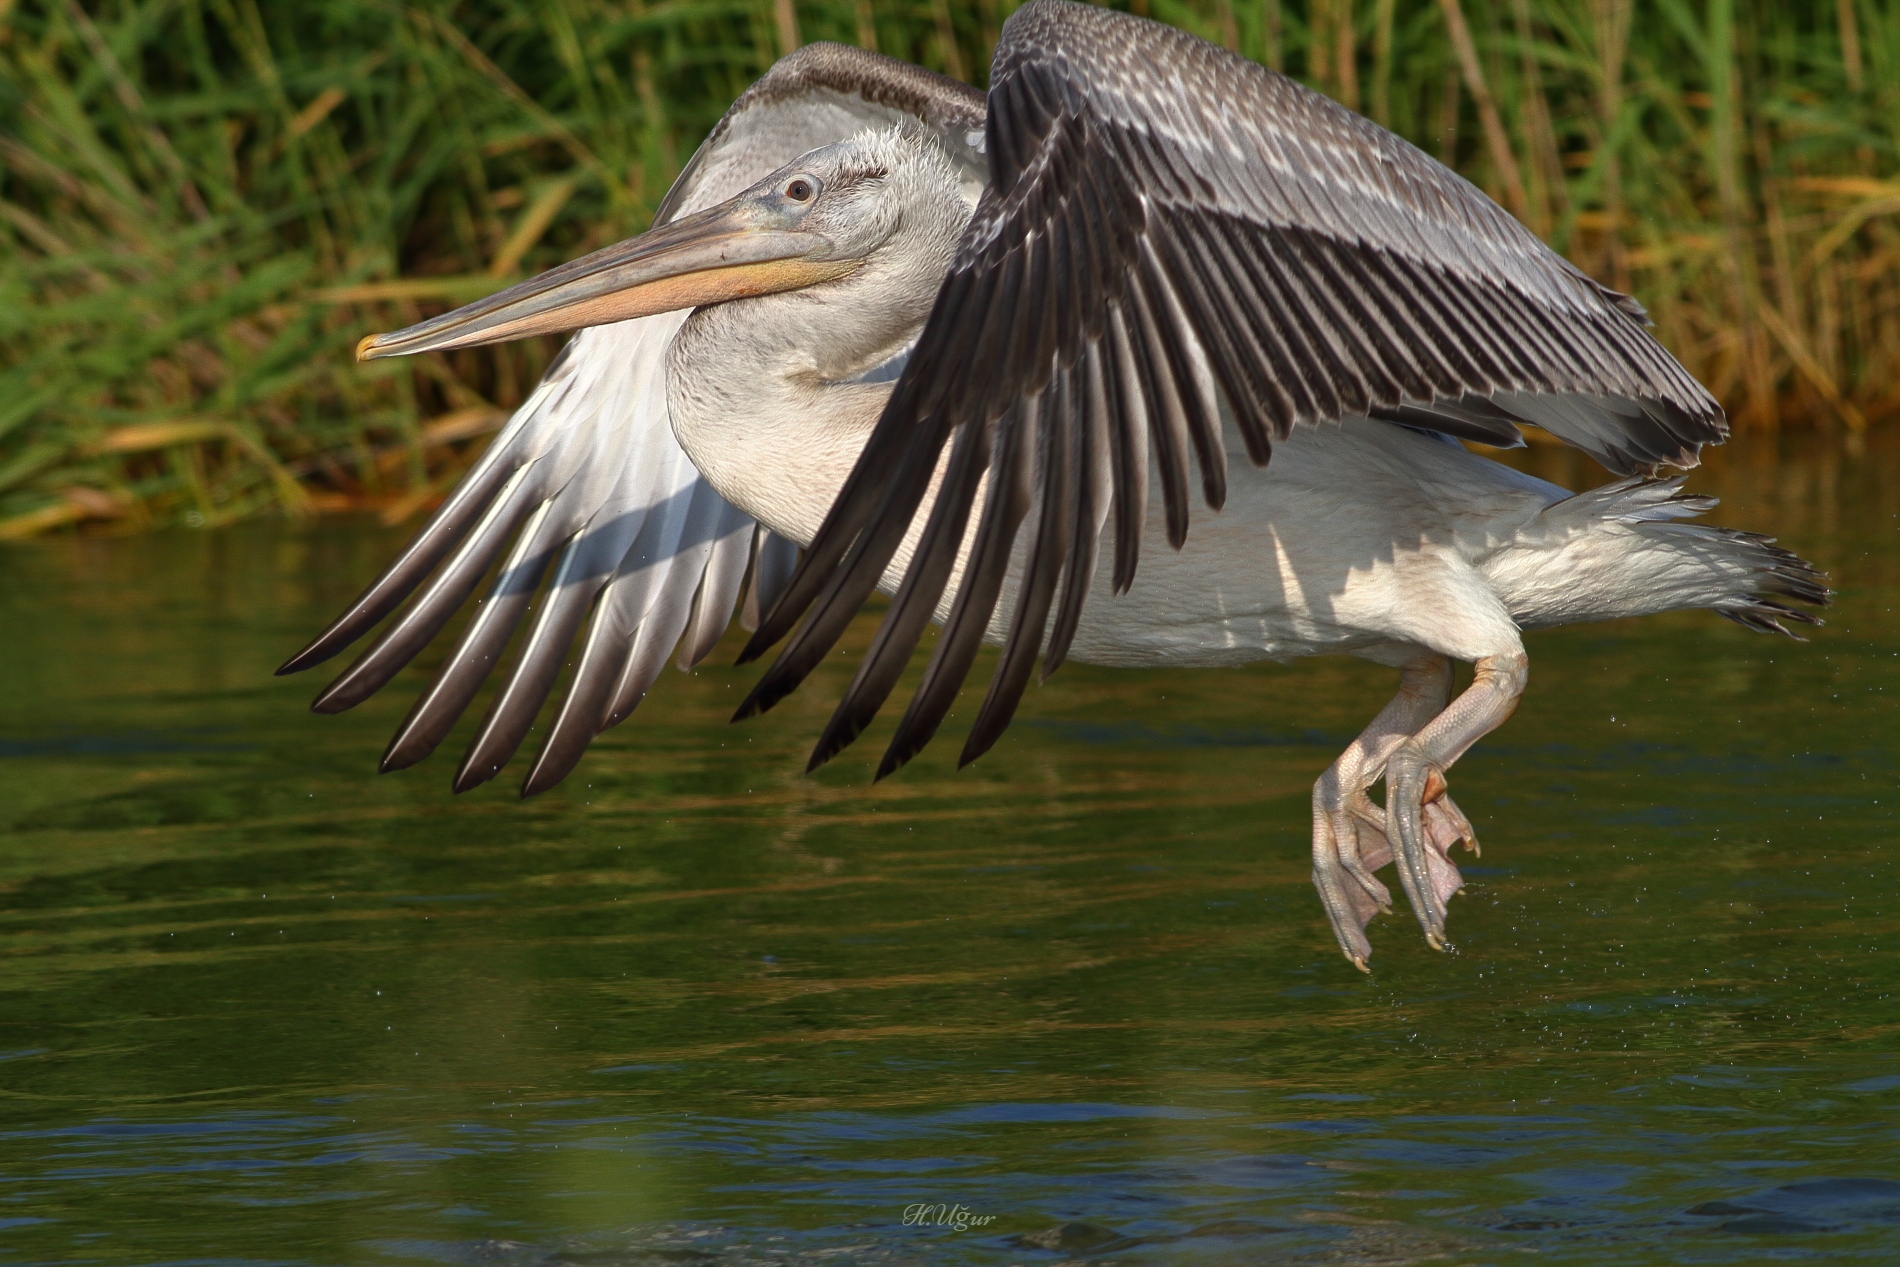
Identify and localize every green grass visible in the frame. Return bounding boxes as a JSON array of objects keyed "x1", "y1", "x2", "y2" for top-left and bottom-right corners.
[{"x1": 1, "y1": 0, "x2": 1895, "y2": 534}]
